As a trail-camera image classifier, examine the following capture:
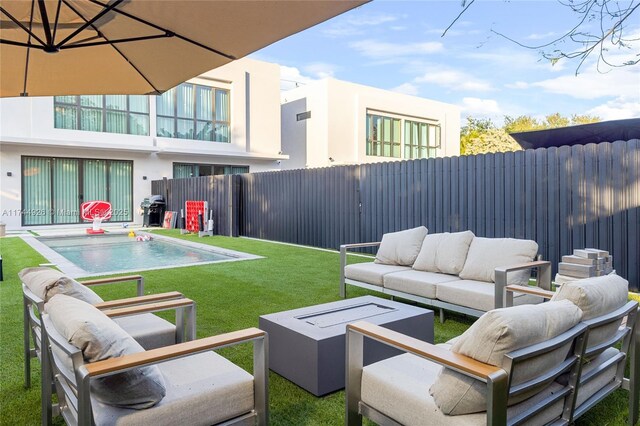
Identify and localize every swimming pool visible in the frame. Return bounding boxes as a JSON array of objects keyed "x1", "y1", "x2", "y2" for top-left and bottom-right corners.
[{"x1": 23, "y1": 233, "x2": 261, "y2": 277}]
